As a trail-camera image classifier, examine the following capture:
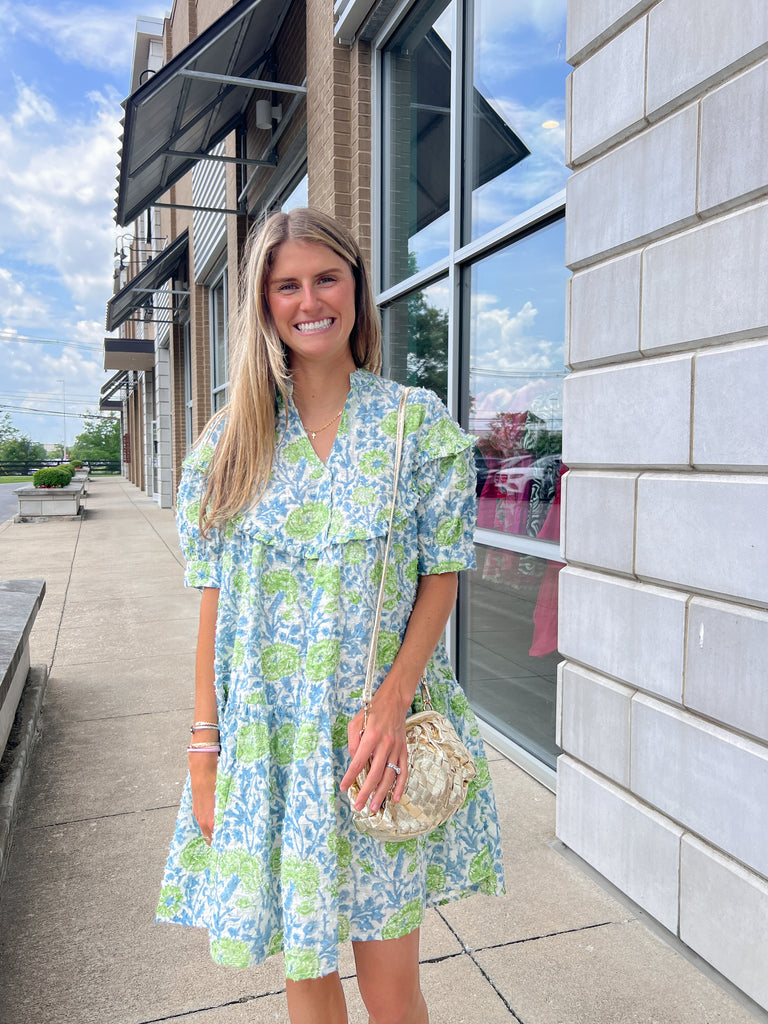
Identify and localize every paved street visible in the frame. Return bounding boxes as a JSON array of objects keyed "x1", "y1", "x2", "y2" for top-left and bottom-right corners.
[{"x1": 0, "y1": 482, "x2": 23, "y2": 524}]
